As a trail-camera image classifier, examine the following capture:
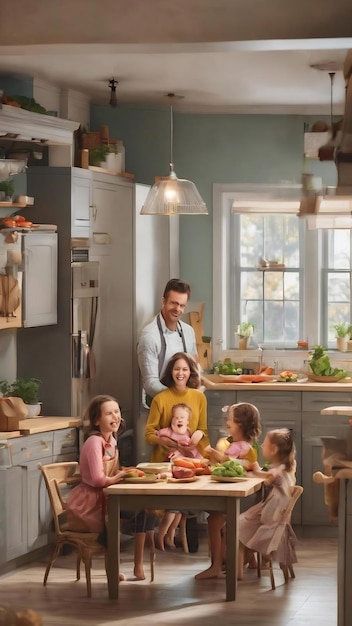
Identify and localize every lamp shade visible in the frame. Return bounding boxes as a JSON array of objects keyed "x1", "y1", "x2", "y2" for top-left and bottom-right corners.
[{"x1": 140, "y1": 170, "x2": 208, "y2": 215}]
